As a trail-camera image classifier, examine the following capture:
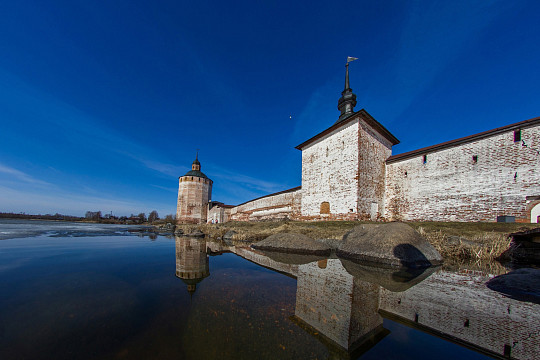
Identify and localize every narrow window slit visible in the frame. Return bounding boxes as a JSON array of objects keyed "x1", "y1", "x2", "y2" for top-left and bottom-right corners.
[{"x1": 504, "y1": 344, "x2": 512, "y2": 357}]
